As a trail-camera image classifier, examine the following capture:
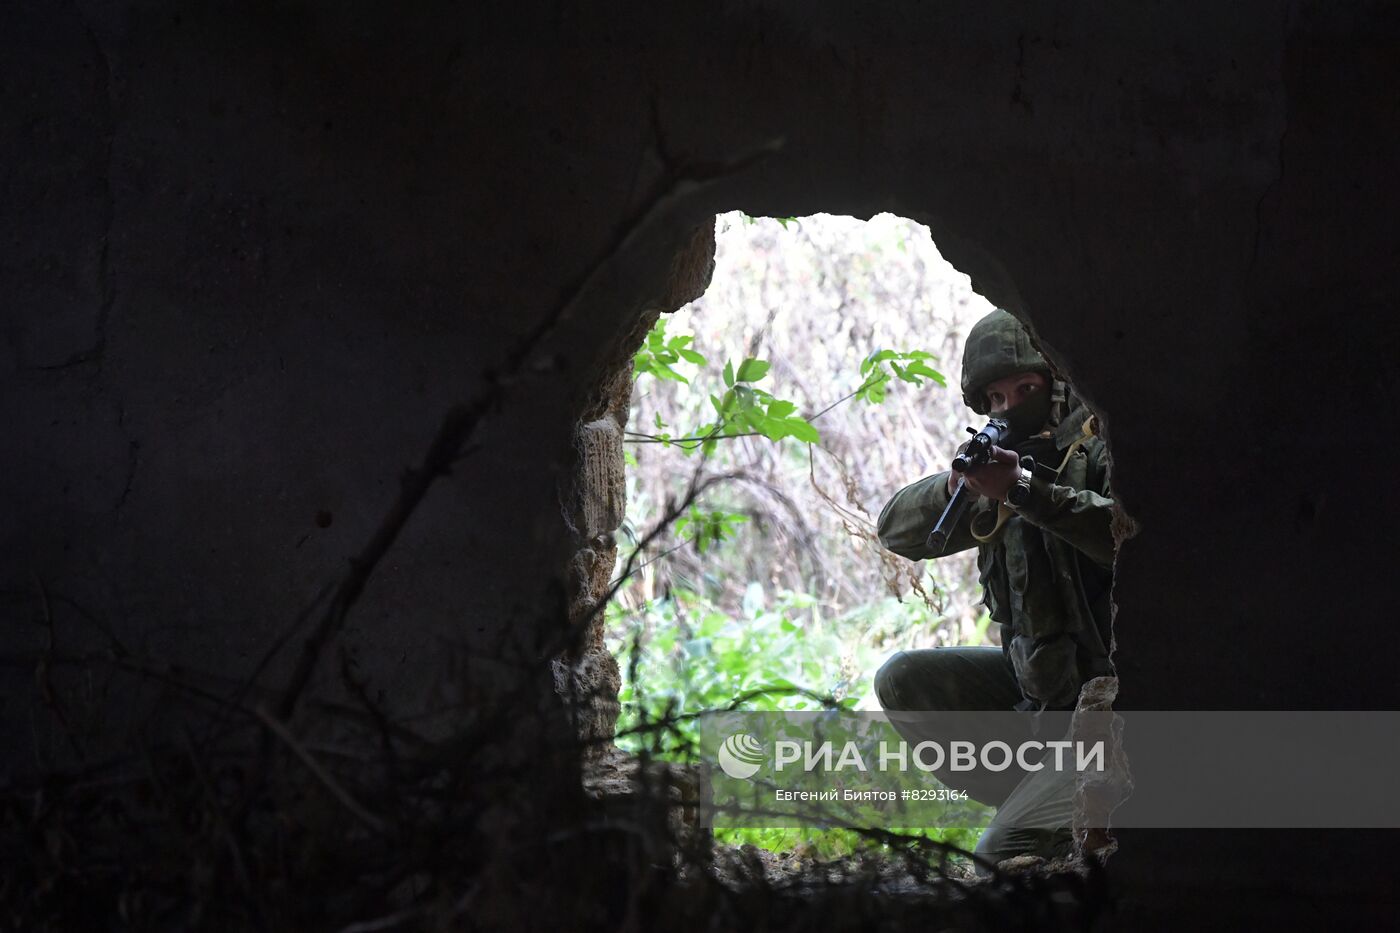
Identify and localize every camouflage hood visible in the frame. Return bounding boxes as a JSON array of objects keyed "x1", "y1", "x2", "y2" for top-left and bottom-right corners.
[{"x1": 960, "y1": 309, "x2": 1052, "y2": 414}]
